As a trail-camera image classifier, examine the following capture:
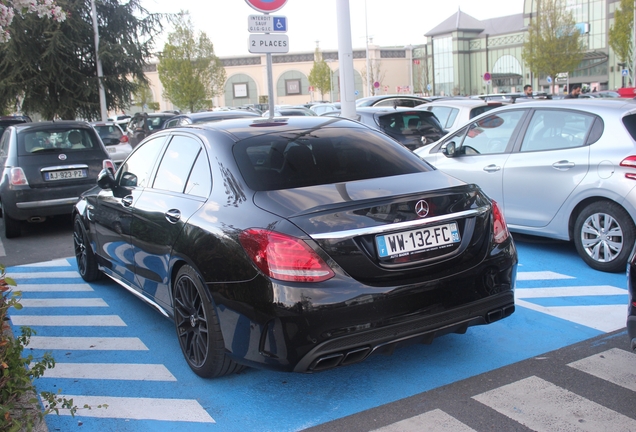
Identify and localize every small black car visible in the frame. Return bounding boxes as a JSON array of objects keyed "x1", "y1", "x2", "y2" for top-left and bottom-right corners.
[
  {"x1": 356, "y1": 95, "x2": 431, "y2": 108},
  {"x1": 73, "y1": 116, "x2": 517, "y2": 378},
  {"x1": 0, "y1": 121, "x2": 114, "y2": 238},
  {"x1": 163, "y1": 110, "x2": 261, "y2": 129},
  {"x1": 0, "y1": 115, "x2": 31, "y2": 137},
  {"x1": 126, "y1": 112, "x2": 177, "y2": 147}
]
